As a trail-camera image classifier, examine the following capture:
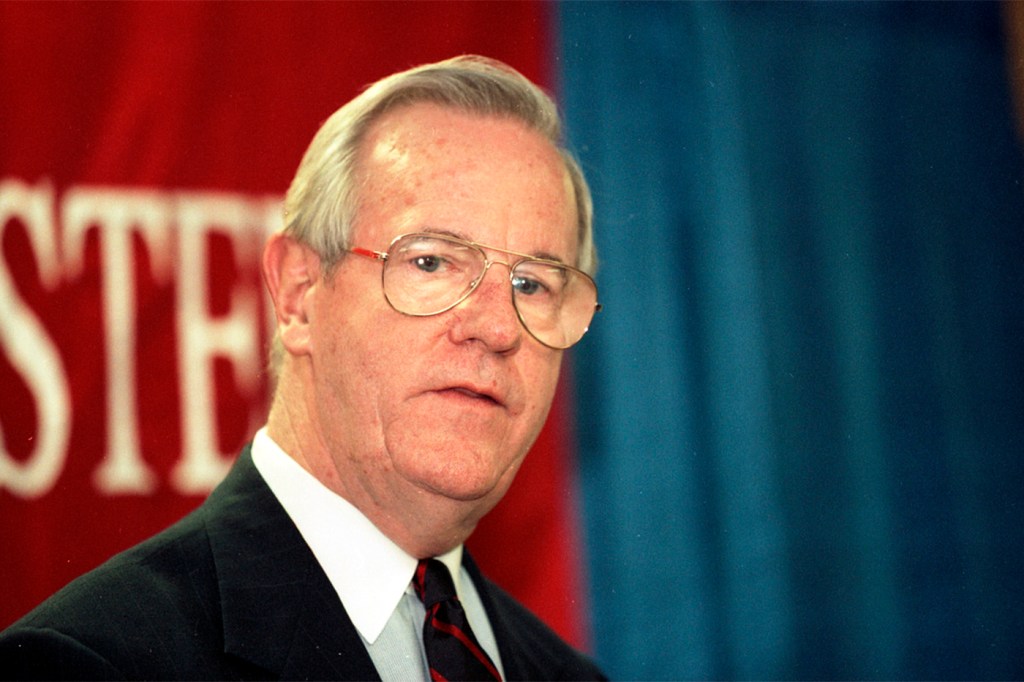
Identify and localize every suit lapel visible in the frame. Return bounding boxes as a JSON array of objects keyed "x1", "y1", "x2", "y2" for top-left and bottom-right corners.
[{"x1": 203, "y1": 447, "x2": 381, "y2": 680}]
